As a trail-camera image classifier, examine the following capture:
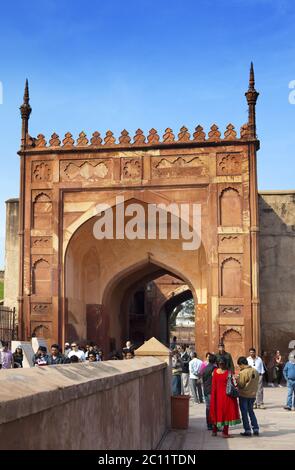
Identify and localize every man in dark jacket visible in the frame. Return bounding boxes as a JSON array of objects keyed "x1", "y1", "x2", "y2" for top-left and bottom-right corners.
[
  {"x1": 180, "y1": 345, "x2": 190, "y2": 395},
  {"x1": 200, "y1": 353, "x2": 217, "y2": 430},
  {"x1": 215, "y1": 341, "x2": 235, "y2": 372},
  {"x1": 47, "y1": 344, "x2": 67, "y2": 365}
]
